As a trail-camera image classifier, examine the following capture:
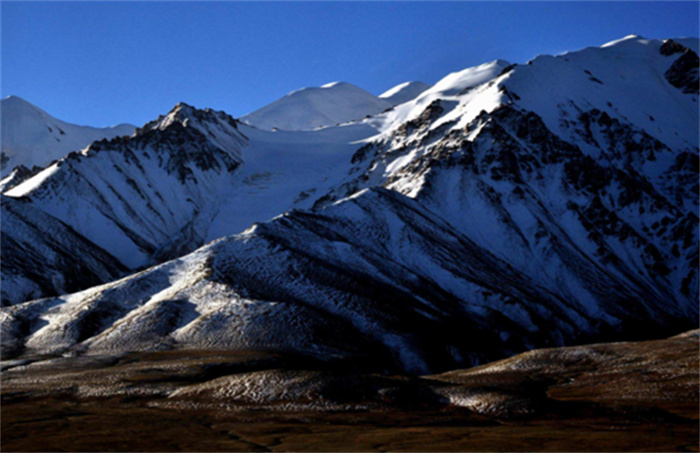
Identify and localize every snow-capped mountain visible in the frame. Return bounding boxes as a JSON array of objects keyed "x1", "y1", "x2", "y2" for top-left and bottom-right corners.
[
  {"x1": 1, "y1": 100, "x2": 376, "y2": 304},
  {"x1": 1, "y1": 36, "x2": 697, "y2": 374},
  {"x1": 379, "y1": 81, "x2": 431, "y2": 106},
  {"x1": 4, "y1": 103, "x2": 246, "y2": 270},
  {"x1": 240, "y1": 81, "x2": 392, "y2": 131},
  {"x1": 320, "y1": 36, "x2": 698, "y2": 307},
  {"x1": 0, "y1": 96, "x2": 135, "y2": 177}
]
